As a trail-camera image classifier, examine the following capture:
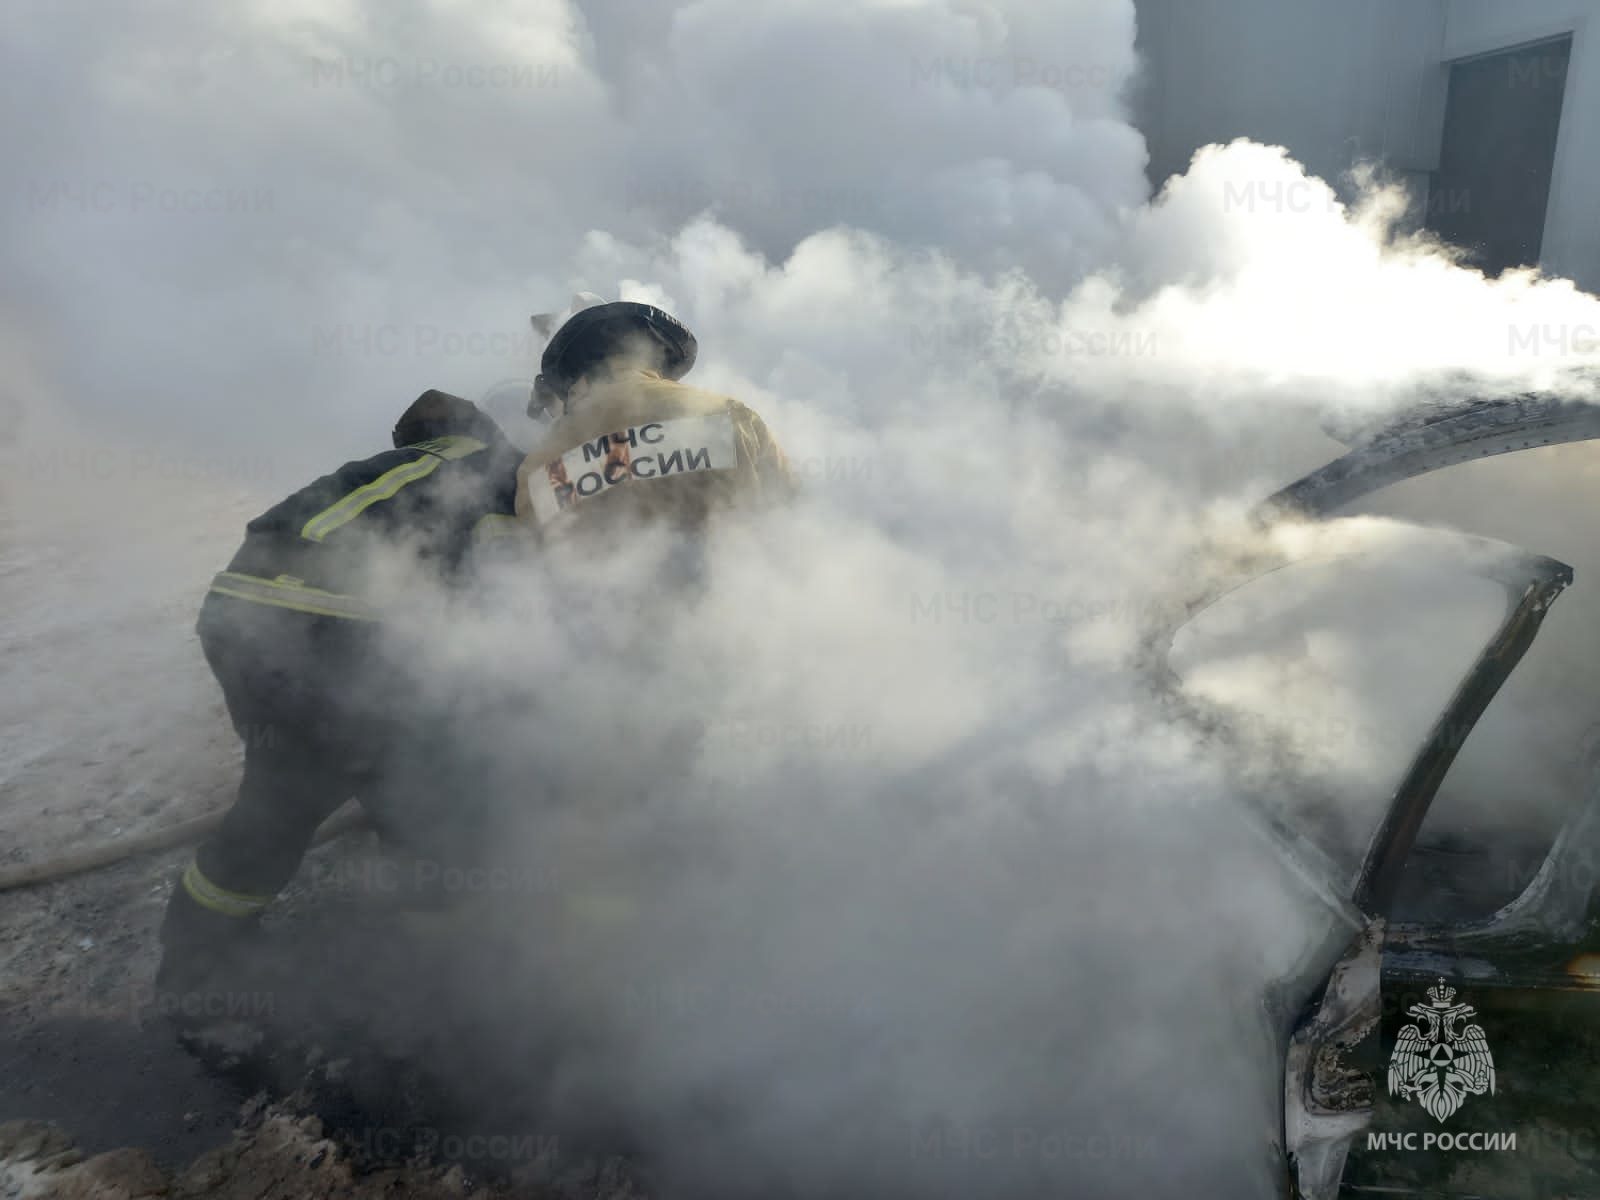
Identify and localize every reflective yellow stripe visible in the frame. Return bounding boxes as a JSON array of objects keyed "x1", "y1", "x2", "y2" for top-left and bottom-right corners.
[
  {"x1": 208, "y1": 572, "x2": 377, "y2": 621},
  {"x1": 471, "y1": 513, "x2": 526, "y2": 543},
  {"x1": 182, "y1": 861, "x2": 273, "y2": 918},
  {"x1": 408, "y1": 436, "x2": 487, "y2": 459},
  {"x1": 301, "y1": 457, "x2": 441, "y2": 543},
  {"x1": 299, "y1": 435, "x2": 486, "y2": 543}
]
